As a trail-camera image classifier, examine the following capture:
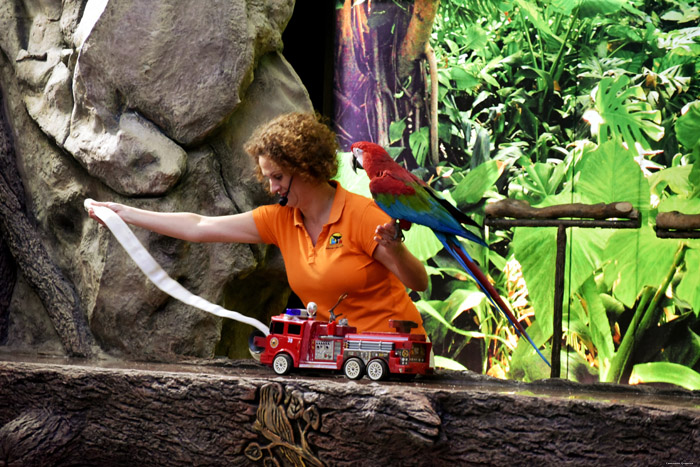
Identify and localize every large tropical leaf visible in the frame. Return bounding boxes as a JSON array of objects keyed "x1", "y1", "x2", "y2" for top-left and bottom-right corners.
[
  {"x1": 657, "y1": 196, "x2": 700, "y2": 218},
  {"x1": 649, "y1": 165, "x2": 694, "y2": 198},
  {"x1": 577, "y1": 0, "x2": 627, "y2": 17},
  {"x1": 415, "y1": 299, "x2": 503, "y2": 343},
  {"x1": 513, "y1": 141, "x2": 649, "y2": 332},
  {"x1": 515, "y1": 0, "x2": 561, "y2": 44},
  {"x1": 575, "y1": 140, "x2": 650, "y2": 220},
  {"x1": 580, "y1": 276, "x2": 615, "y2": 379},
  {"x1": 676, "y1": 248, "x2": 700, "y2": 317},
  {"x1": 630, "y1": 362, "x2": 700, "y2": 391},
  {"x1": 509, "y1": 319, "x2": 552, "y2": 381},
  {"x1": 512, "y1": 227, "x2": 609, "y2": 336},
  {"x1": 404, "y1": 225, "x2": 443, "y2": 262},
  {"x1": 434, "y1": 356, "x2": 469, "y2": 371},
  {"x1": 676, "y1": 100, "x2": 700, "y2": 151},
  {"x1": 452, "y1": 160, "x2": 504, "y2": 206},
  {"x1": 510, "y1": 161, "x2": 570, "y2": 205},
  {"x1": 334, "y1": 151, "x2": 371, "y2": 198},
  {"x1": 602, "y1": 227, "x2": 682, "y2": 308},
  {"x1": 590, "y1": 75, "x2": 665, "y2": 150}
]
